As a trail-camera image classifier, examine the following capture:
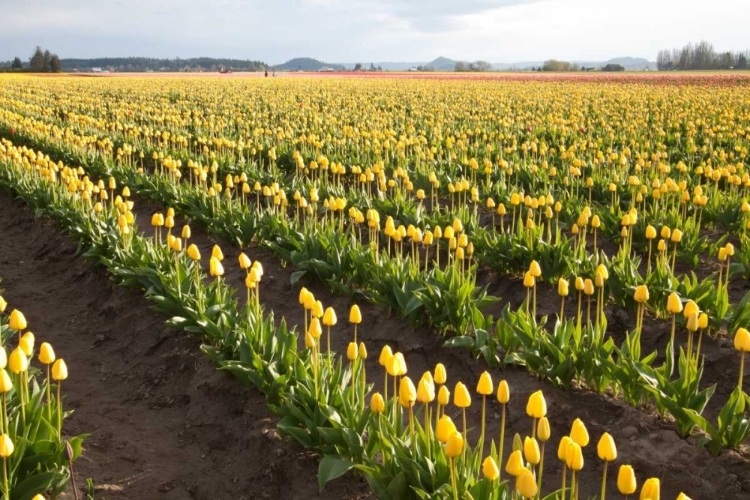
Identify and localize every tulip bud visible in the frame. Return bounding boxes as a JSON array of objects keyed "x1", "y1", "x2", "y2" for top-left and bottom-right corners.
[
  {"x1": 238, "y1": 252, "x2": 252, "y2": 270},
  {"x1": 597, "y1": 432, "x2": 617, "y2": 461},
  {"x1": 399, "y1": 376, "x2": 417, "y2": 408},
  {"x1": 322, "y1": 307, "x2": 337, "y2": 327},
  {"x1": 565, "y1": 441, "x2": 584, "y2": 471},
  {"x1": 378, "y1": 345, "x2": 393, "y2": 367},
  {"x1": 417, "y1": 378, "x2": 435, "y2": 404},
  {"x1": 686, "y1": 313, "x2": 699, "y2": 332},
  {"x1": 667, "y1": 292, "x2": 683, "y2": 314},
  {"x1": 645, "y1": 225, "x2": 657, "y2": 239},
  {"x1": 671, "y1": 229, "x2": 683, "y2": 243},
  {"x1": 438, "y1": 385, "x2": 450, "y2": 406},
  {"x1": 151, "y1": 213, "x2": 164, "y2": 227},
  {"x1": 524, "y1": 436, "x2": 540, "y2": 465},
  {"x1": 349, "y1": 305, "x2": 362, "y2": 324},
  {"x1": 436, "y1": 415, "x2": 457, "y2": 443},
  {"x1": 523, "y1": 272, "x2": 535, "y2": 288},
  {"x1": 570, "y1": 418, "x2": 590, "y2": 446},
  {"x1": 482, "y1": 456, "x2": 500, "y2": 480},
  {"x1": 38, "y1": 342, "x2": 55, "y2": 365},
  {"x1": 445, "y1": 431, "x2": 463, "y2": 458},
  {"x1": 558, "y1": 278, "x2": 569, "y2": 297},
  {"x1": 8, "y1": 348, "x2": 28, "y2": 374},
  {"x1": 505, "y1": 450, "x2": 524, "y2": 477},
  {"x1": 211, "y1": 245, "x2": 224, "y2": 261},
  {"x1": 8, "y1": 309, "x2": 27, "y2": 331},
  {"x1": 434, "y1": 363, "x2": 447, "y2": 385},
  {"x1": 698, "y1": 312, "x2": 708, "y2": 329},
  {"x1": 187, "y1": 244, "x2": 201, "y2": 261},
  {"x1": 537, "y1": 416, "x2": 551, "y2": 442},
  {"x1": 558, "y1": 435, "x2": 573, "y2": 461},
  {"x1": 346, "y1": 342, "x2": 357, "y2": 361},
  {"x1": 617, "y1": 465, "x2": 637, "y2": 495},
  {"x1": 393, "y1": 352, "x2": 407, "y2": 375},
  {"x1": 181, "y1": 225, "x2": 191, "y2": 239},
  {"x1": 370, "y1": 393, "x2": 385, "y2": 414},
  {"x1": 516, "y1": 468, "x2": 538, "y2": 499},
  {"x1": 52, "y1": 359, "x2": 68, "y2": 381},
  {"x1": 0, "y1": 434, "x2": 14, "y2": 458},
  {"x1": 477, "y1": 371, "x2": 493, "y2": 395},
  {"x1": 734, "y1": 328, "x2": 750, "y2": 352},
  {"x1": 657, "y1": 239, "x2": 666, "y2": 252},
  {"x1": 19, "y1": 332, "x2": 35, "y2": 357},
  {"x1": 497, "y1": 379, "x2": 510, "y2": 404},
  {"x1": 209, "y1": 257, "x2": 224, "y2": 277},
  {"x1": 454, "y1": 382, "x2": 471, "y2": 408},
  {"x1": 0, "y1": 369, "x2": 11, "y2": 393},
  {"x1": 0, "y1": 348, "x2": 5, "y2": 370},
  {"x1": 660, "y1": 226, "x2": 671, "y2": 239},
  {"x1": 634, "y1": 285, "x2": 649, "y2": 303},
  {"x1": 526, "y1": 390, "x2": 547, "y2": 418},
  {"x1": 640, "y1": 477, "x2": 661, "y2": 500},
  {"x1": 676, "y1": 493, "x2": 692, "y2": 500},
  {"x1": 575, "y1": 277, "x2": 585, "y2": 291},
  {"x1": 359, "y1": 342, "x2": 367, "y2": 360},
  {"x1": 0, "y1": 297, "x2": 6, "y2": 313}
]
